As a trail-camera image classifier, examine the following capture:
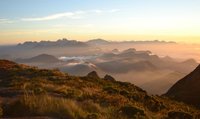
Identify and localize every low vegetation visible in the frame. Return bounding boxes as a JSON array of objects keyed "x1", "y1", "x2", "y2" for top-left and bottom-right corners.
[{"x1": 0, "y1": 60, "x2": 199, "y2": 119}]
